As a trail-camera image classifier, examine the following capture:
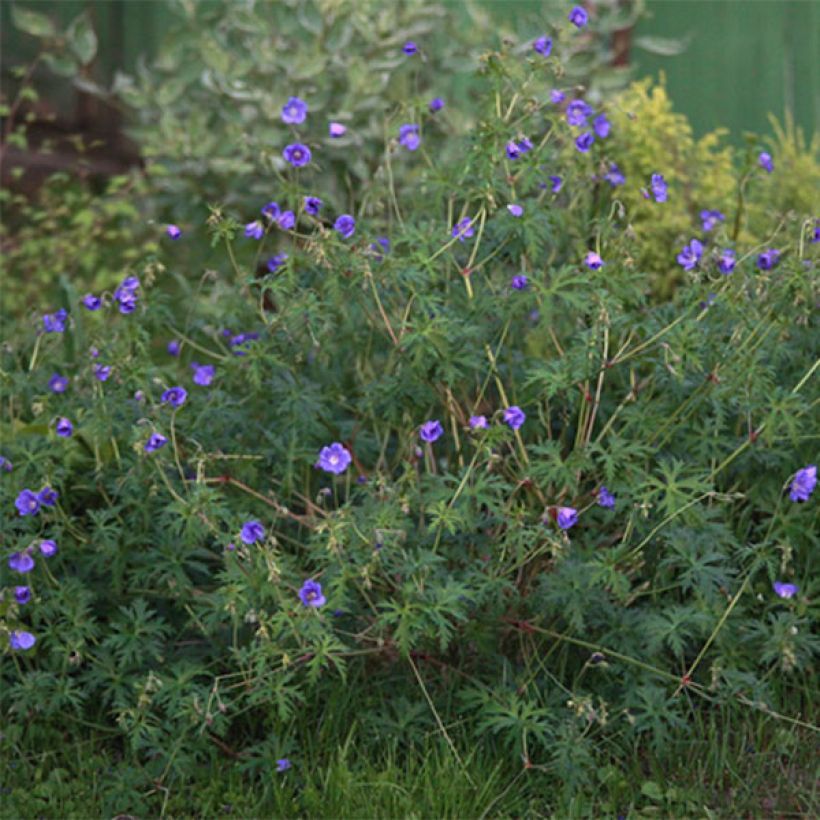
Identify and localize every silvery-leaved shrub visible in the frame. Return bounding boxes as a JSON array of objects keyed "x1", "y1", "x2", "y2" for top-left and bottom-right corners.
[{"x1": 1, "y1": 1, "x2": 818, "y2": 801}]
